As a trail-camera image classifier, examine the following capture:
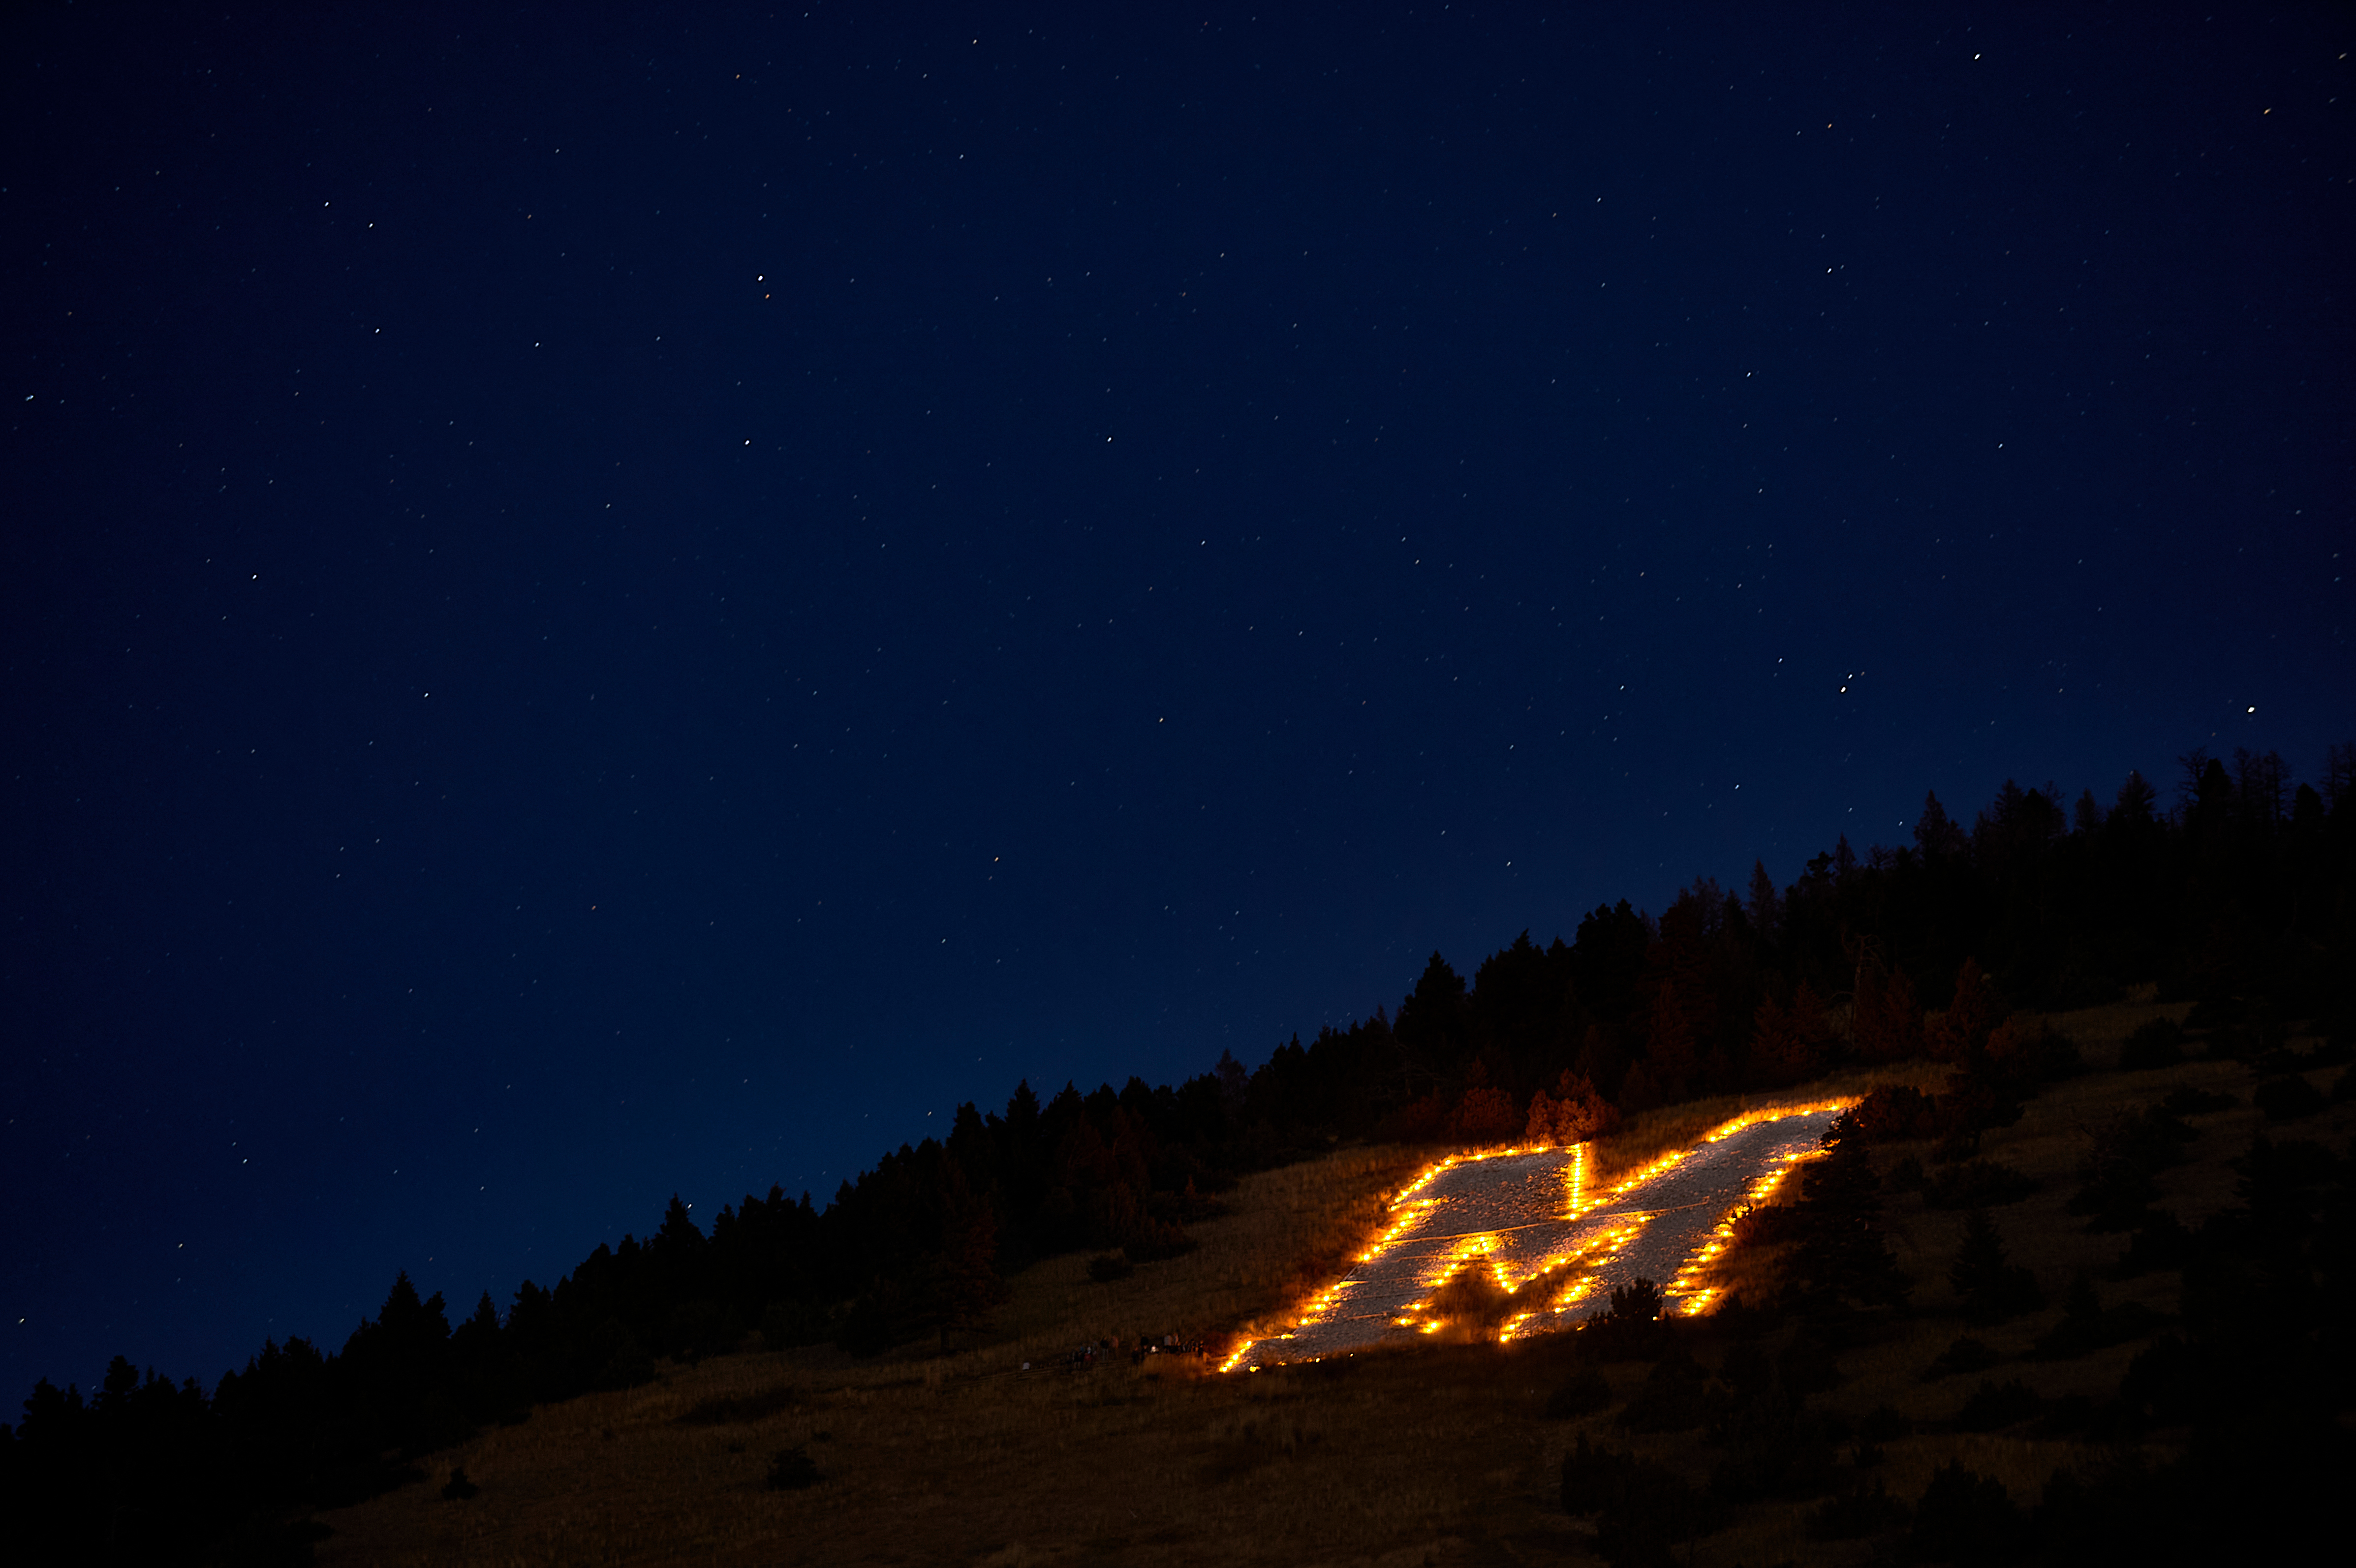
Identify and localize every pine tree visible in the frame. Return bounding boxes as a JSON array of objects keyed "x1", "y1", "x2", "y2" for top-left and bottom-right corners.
[
  {"x1": 1914, "y1": 791, "x2": 1967, "y2": 859},
  {"x1": 1746, "y1": 860, "x2": 1781, "y2": 943},
  {"x1": 1645, "y1": 982, "x2": 1696, "y2": 1100},
  {"x1": 1950, "y1": 1208, "x2": 2043, "y2": 1324}
]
